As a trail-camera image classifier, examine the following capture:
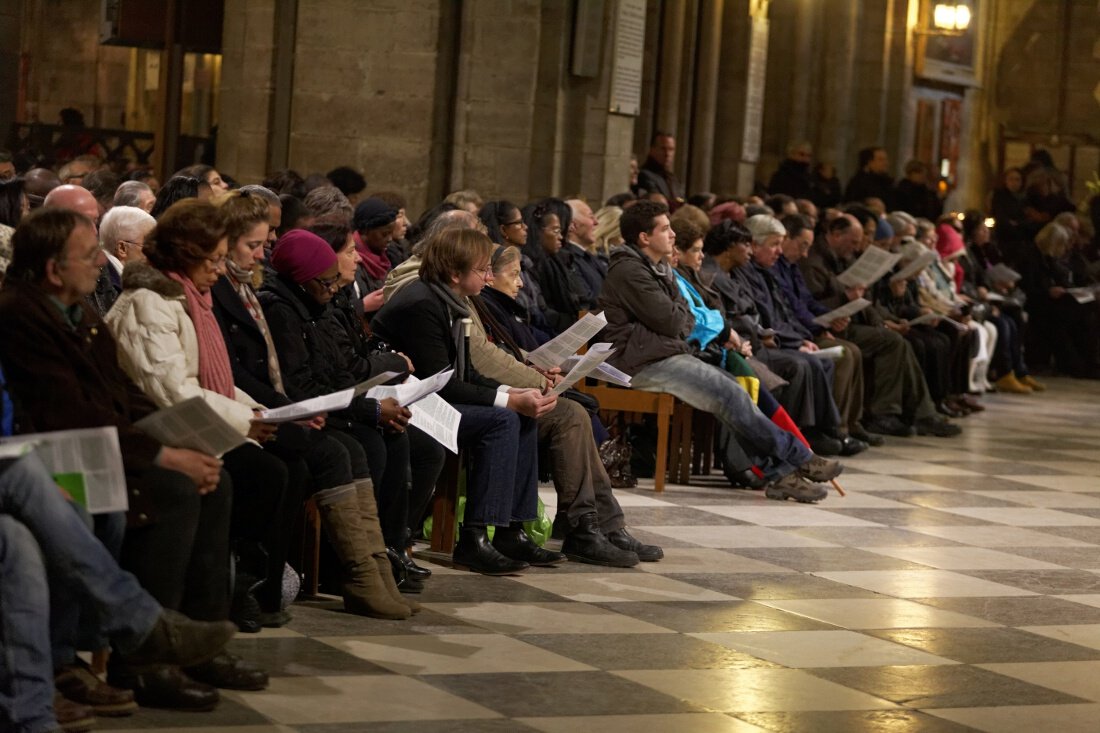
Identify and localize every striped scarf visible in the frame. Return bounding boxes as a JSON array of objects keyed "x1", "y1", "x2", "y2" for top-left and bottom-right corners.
[{"x1": 226, "y1": 260, "x2": 285, "y2": 395}]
